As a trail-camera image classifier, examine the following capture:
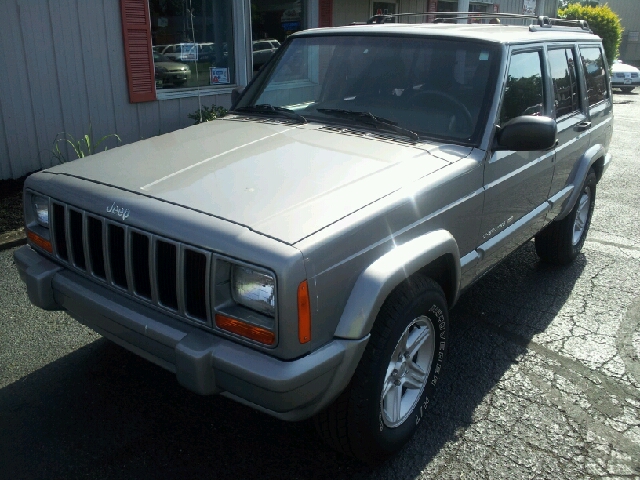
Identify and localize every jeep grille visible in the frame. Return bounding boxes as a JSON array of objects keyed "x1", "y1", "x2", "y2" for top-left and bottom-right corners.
[{"x1": 50, "y1": 201, "x2": 211, "y2": 325}]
